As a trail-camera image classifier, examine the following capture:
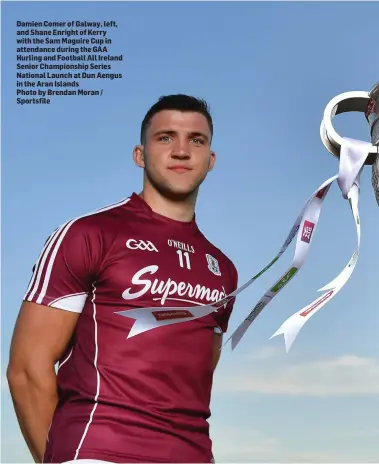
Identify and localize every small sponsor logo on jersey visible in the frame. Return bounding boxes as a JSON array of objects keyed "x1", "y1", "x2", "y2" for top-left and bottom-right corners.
[
  {"x1": 206, "y1": 254, "x2": 221, "y2": 276},
  {"x1": 301, "y1": 221, "x2": 315, "y2": 243},
  {"x1": 167, "y1": 239, "x2": 195, "y2": 253},
  {"x1": 152, "y1": 309, "x2": 194, "y2": 321},
  {"x1": 122, "y1": 265, "x2": 226, "y2": 306},
  {"x1": 126, "y1": 239, "x2": 158, "y2": 252}
]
